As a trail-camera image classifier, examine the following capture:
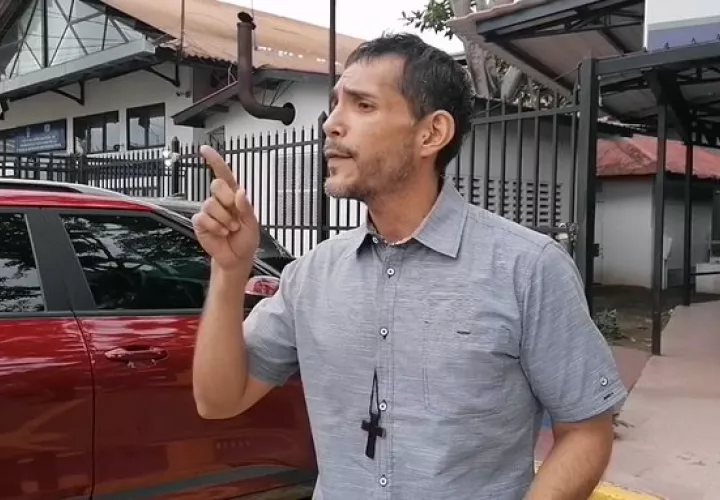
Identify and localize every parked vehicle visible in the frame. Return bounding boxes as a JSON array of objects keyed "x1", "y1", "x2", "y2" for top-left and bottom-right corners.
[
  {"x1": 0, "y1": 179, "x2": 296, "y2": 273},
  {"x1": 135, "y1": 195, "x2": 296, "y2": 273},
  {"x1": 0, "y1": 188, "x2": 316, "y2": 500}
]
